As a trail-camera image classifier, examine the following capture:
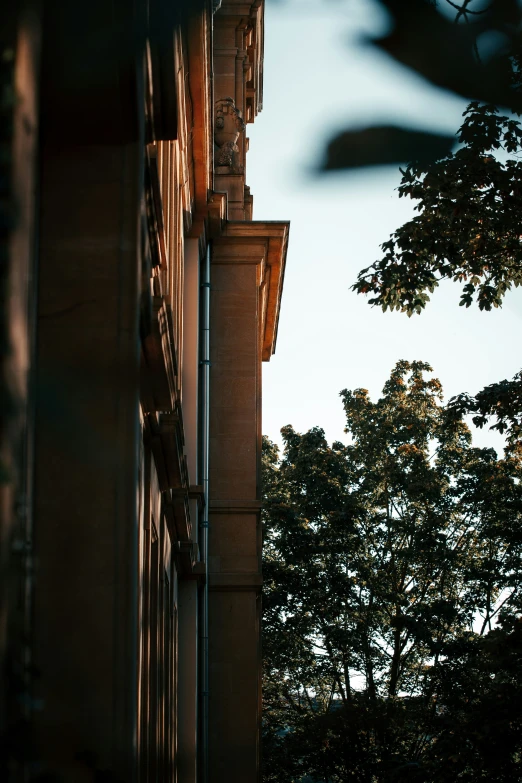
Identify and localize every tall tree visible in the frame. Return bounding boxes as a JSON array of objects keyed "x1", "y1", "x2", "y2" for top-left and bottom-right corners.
[{"x1": 262, "y1": 361, "x2": 522, "y2": 783}]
